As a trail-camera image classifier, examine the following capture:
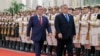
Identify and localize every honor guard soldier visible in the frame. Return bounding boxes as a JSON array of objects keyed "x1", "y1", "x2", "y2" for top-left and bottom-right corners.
[
  {"x1": 12, "y1": 14, "x2": 20, "y2": 49},
  {"x1": 89, "y1": 6, "x2": 100, "y2": 56},
  {"x1": 43, "y1": 8, "x2": 47, "y2": 16},
  {"x1": 26, "y1": 13, "x2": 33, "y2": 52},
  {"x1": 6, "y1": 16, "x2": 11, "y2": 48},
  {"x1": 2, "y1": 18, "x2": 6, "y2": 47},
  {"x1": 10, "y1": 18, "x2": 16, "y2": 49},
  {"x1": 73, "y1": 8, "x2": 82, "y2": 56},
  {"x1": 1, "y1": 18, "x2": 4, "y2": 47},
  {"x1": 20, "y1": 15, "x2": 27, "y2": 51},
  {"x1": 21, "y1": 16, "x2": 33, "y2": 51},
  {"x1": 54, "y1": 6, "x2": 60, "y2": 15},
  {"x1": 68, "y1": 8, "x2": 74, "y2": 15},
  {"x1": 14, "y1": 15, "x2": 21, "y2": 50},
  {"x1": 5, "y1": 17, "x2": 10, "y2": 48},
  {"x1": 46, "y1": 7, "x2": 57, "y2": 55},
  {"x1": 46, "y1": 7, "x2": 53, "y2": 54},
  {"x1": 8, "y1": 17, "x2": 13, "y2": 48},
  {"x1": 15, "y1": 22, "x2": 20, "y2": 50},
  {"x1": 24, "y1": 16, "x2": 33, "y2": 52},
  {"x1": 17, "y1": 15, "x2": 25, "y2": 51},
  {"x1": 79, "y1": 6, "x2": 91, "y2": 56},
  {"x1": 1, "y1": 18, "x2": 3, "y2": 46},
  {"x1": 89, "y1": 7, "x2": 95, "y2": 56},
  {"x1": 31, "y1": 10, "x2": 36, "y2": 16},
  {"x1": 95, "y1": 14, "x2": 100, "y2": 56}
]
